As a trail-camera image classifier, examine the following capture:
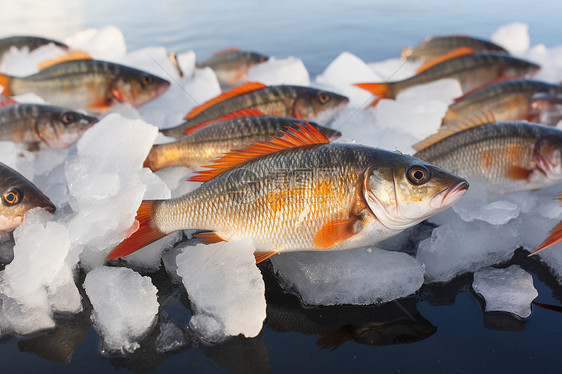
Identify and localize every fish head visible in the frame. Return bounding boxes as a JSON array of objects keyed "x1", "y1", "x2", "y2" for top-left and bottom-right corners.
[
  {"x1": 363, "y1": 154, "x2": 468, "y2": 231},
  {"x1": 529, "y1": 91, "x2": 562, "y2": 127},
  {"x1": 293, "y1": 88, "x2": 349, "y2": 124},
  {"x1": 248, "y1": 52, "x2": 270, "y2": 65},
  {"x1": 36, "y1": 107, "x2": 99, "y2": 148},
  {"x1": 534, "y1": 127, "x2": 562, "y2": 183},
  {"x1": 0, "y1": 165, "x2": 55, "y2": 232},
  {"x1": 112, "y1": 69, "x2": 171, "y2": 108}
]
